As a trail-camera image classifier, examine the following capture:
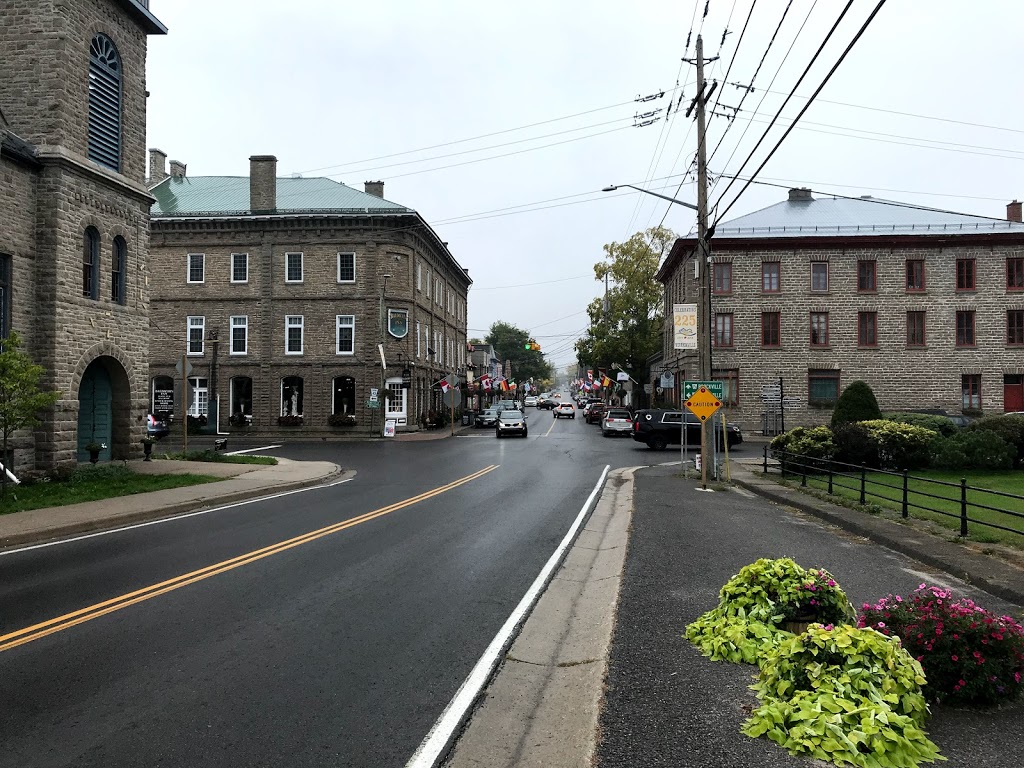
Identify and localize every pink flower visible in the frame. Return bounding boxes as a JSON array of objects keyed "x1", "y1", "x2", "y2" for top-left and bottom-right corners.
[
  {"x1": 951, "y1": 655, "x2": 958, "y2": 661},
  {"x1": 877, "y1": 622, "x2": 886, "y2": 628}
]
